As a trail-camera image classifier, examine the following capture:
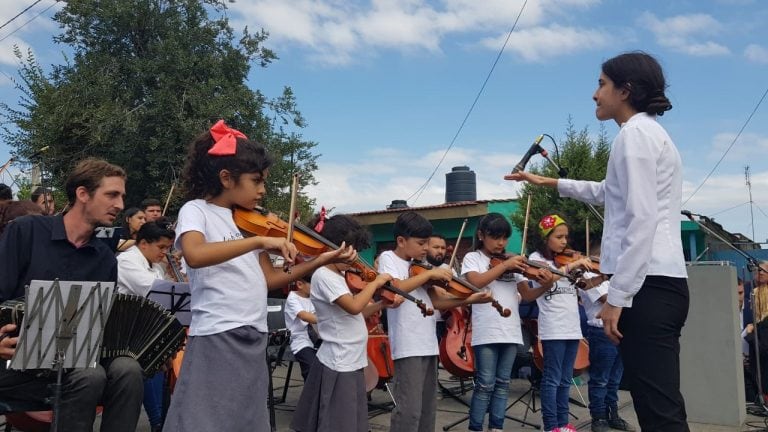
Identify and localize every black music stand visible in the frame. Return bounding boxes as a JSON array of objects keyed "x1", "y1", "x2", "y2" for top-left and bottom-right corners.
[
  {"x1": 10, "y1": 279, "x2": 116, "y2": 432},
  {"x1": 148, "y1": 280, "x2": 191, "y2": 326}
]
